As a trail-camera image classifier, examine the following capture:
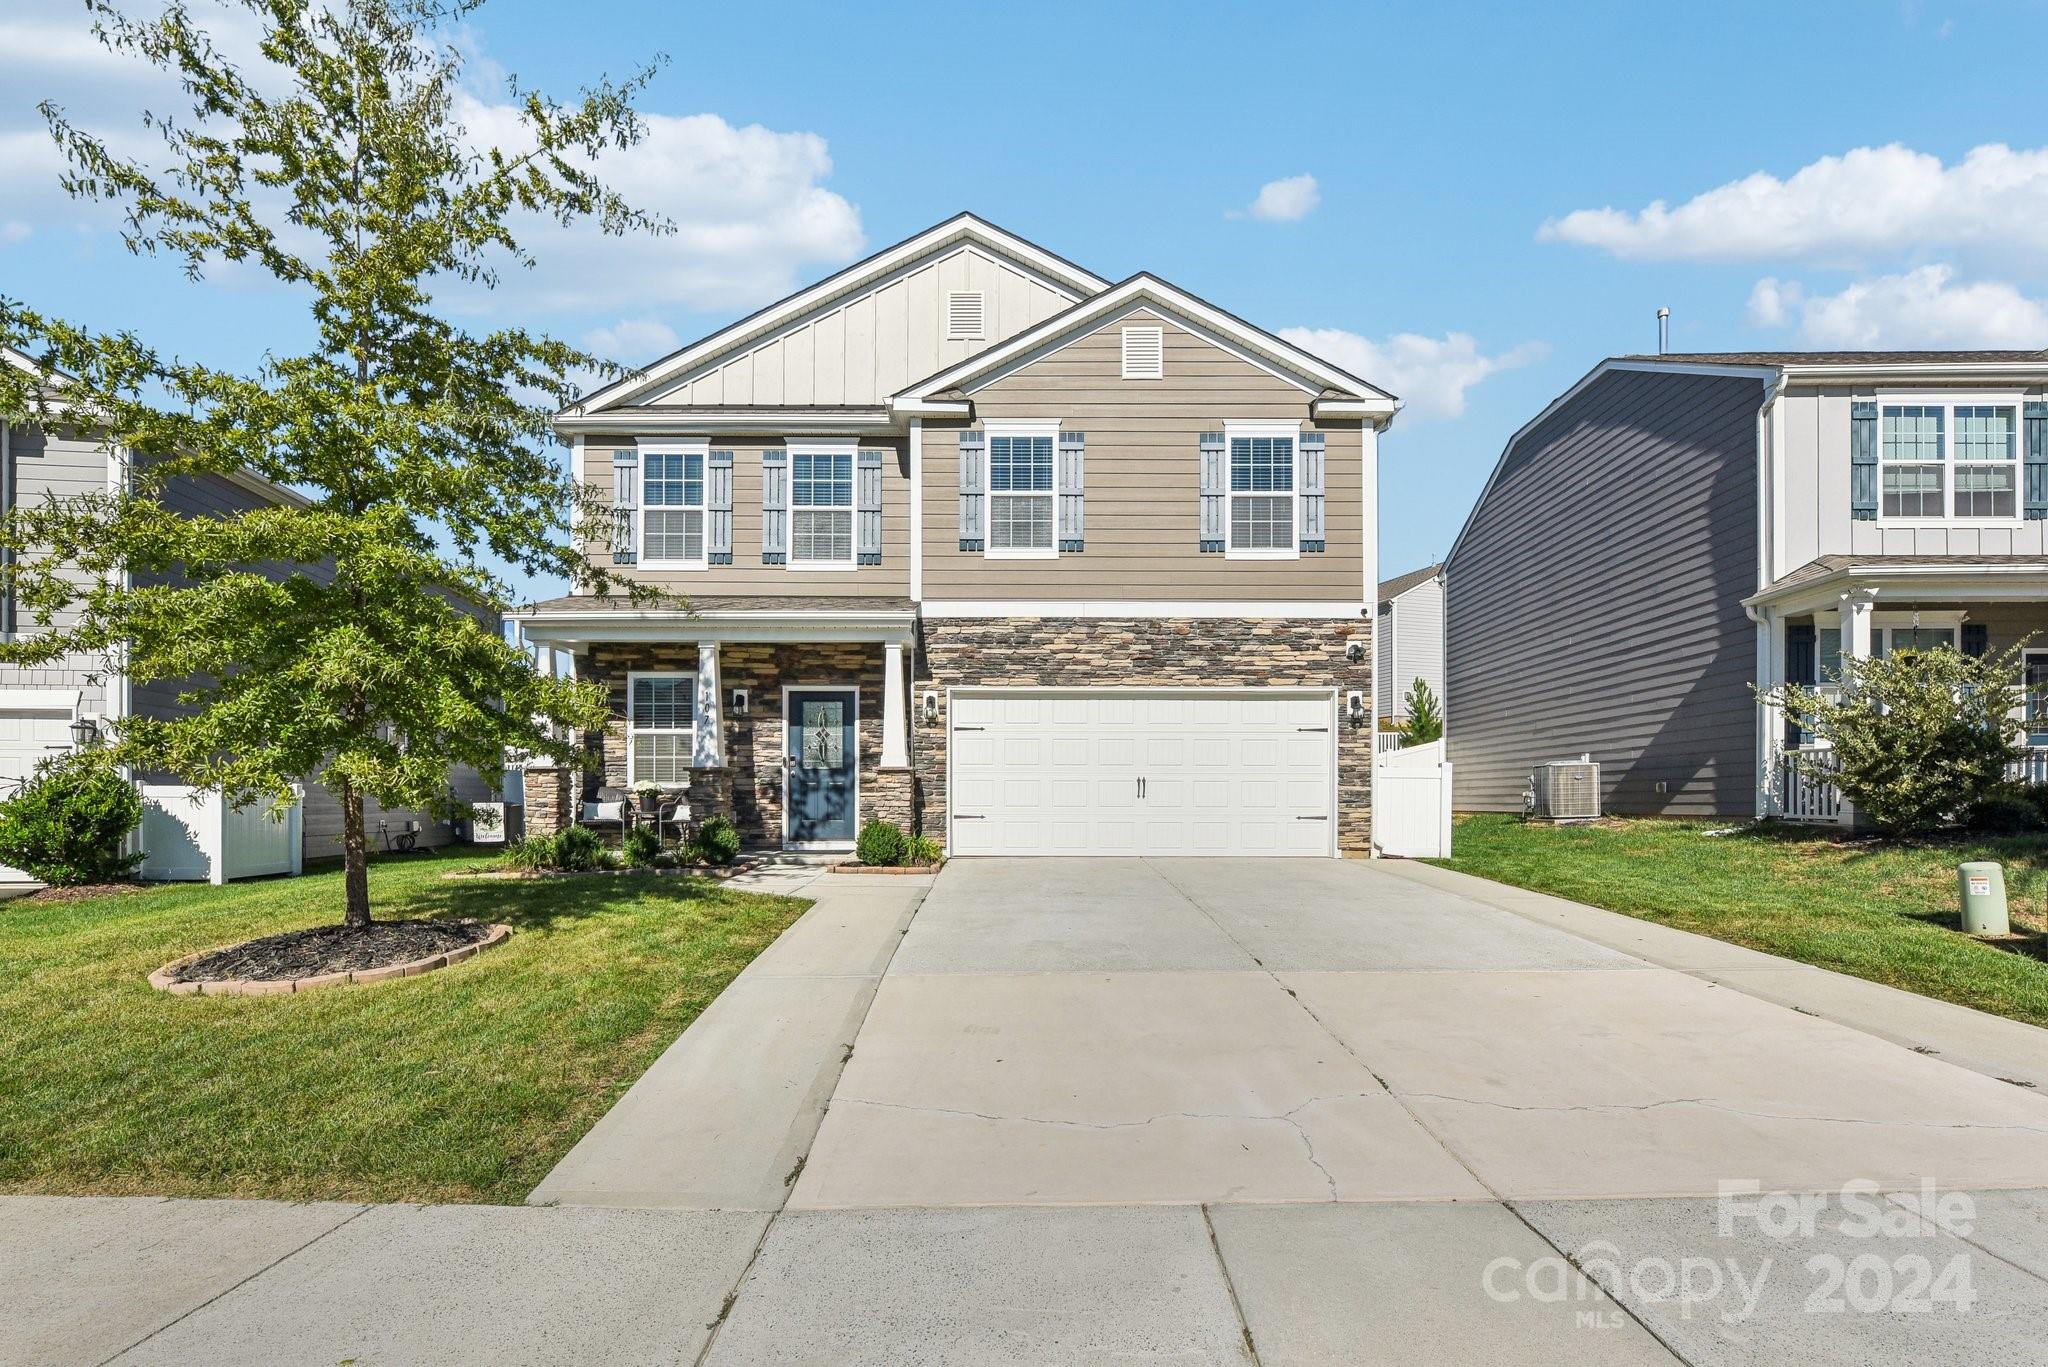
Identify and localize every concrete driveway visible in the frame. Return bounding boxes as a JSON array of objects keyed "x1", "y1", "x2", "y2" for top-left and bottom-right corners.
[{"x1": 16, "y1": 856, "x2": 2048, "y2": 1365}]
